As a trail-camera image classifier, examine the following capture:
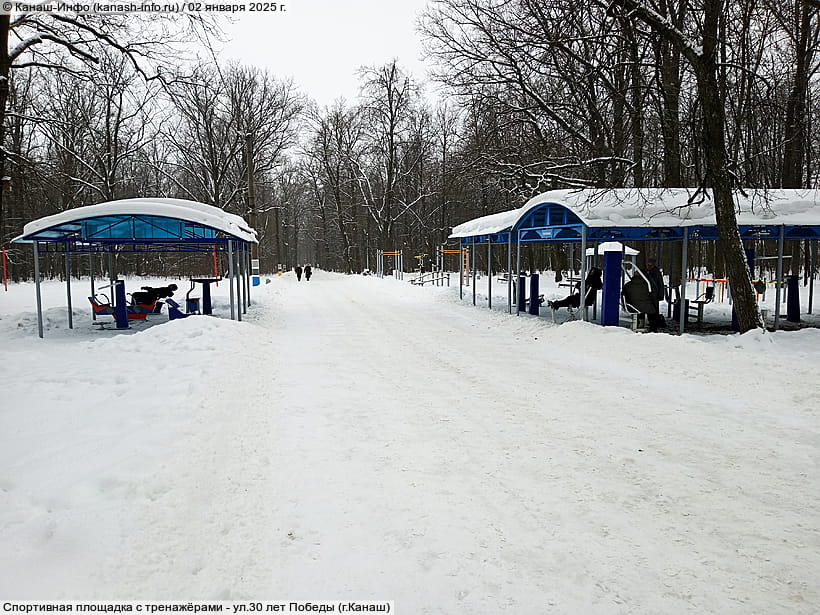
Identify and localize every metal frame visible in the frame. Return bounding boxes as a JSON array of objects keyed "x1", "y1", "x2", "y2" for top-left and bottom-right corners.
[
  {"x1": 456, "y1": 199, "x2": 820, "y2": 333},
  {"x1": 16, "y1": 208, "x2": 255, "y2": 339}
]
